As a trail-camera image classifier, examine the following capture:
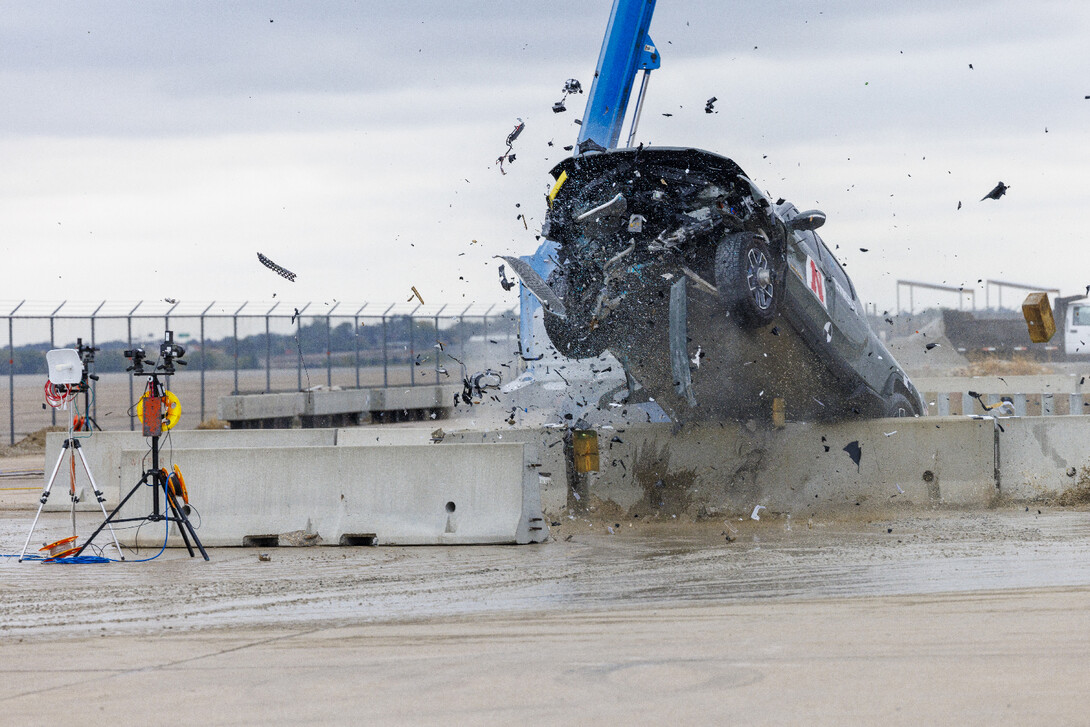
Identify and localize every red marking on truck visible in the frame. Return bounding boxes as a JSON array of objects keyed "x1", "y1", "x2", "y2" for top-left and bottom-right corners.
[{"x1": 806, "y1": 256, "x2": 826, "y2": 309}]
